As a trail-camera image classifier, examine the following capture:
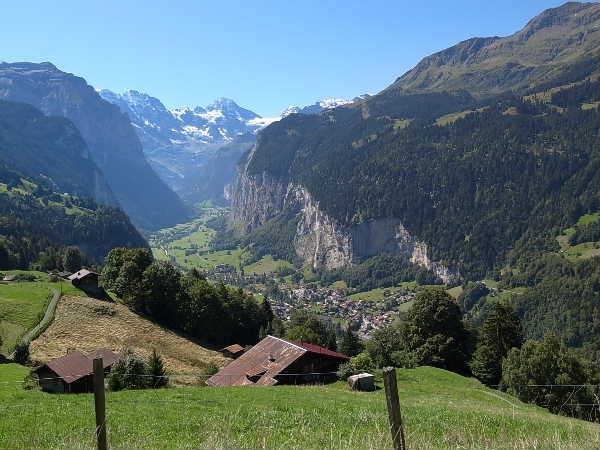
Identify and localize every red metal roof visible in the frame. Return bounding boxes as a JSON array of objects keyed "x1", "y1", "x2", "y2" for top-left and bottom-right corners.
[
  {"x1": 206, "y1": 335, "x2": 349, "y2": 387},
  {"x1": 36, "y1": 348, "x2": 118, "y2": 383},
  {"x1": 283, "y1": 338, "x2": 350, "y2": 360},
  {"x1": 220, "y1": 344, "x2": 245, "y2": 354}
]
